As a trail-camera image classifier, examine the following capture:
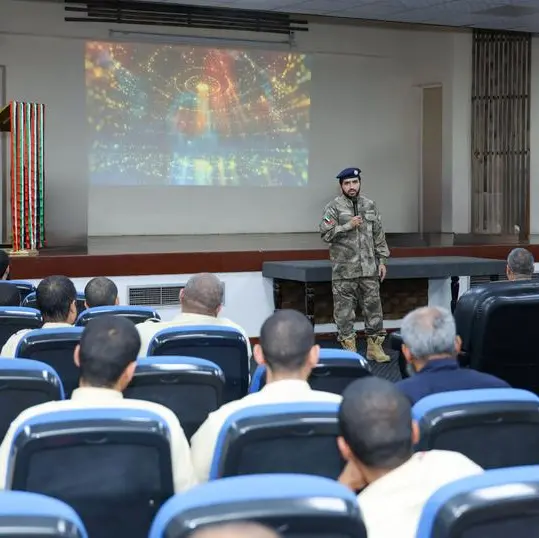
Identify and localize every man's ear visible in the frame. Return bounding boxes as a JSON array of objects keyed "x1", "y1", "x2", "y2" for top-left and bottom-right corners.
[
  {"x1": 253, "y1": 343, "x2": 266, "y2": 366},
  {"x1": 411, "y1": 420, "x2": 420, "y2": 445},
  {"x1": 307, "y1": 344, "x2": 320, "y2": 369},
  {"x1": 215, "y1": 304, "x2": 222, "y2": 316},
  {"x1": 401, "y1": 344, "x2": 413, "y2": 364},
  {"x1": 337, "y1": 436, "x2": 353, "y2": 461},
  {"x1": 179, "y1": 289, "x2": 185, "y2": 303},
  {"x1": 115, "y1": 296, "x2": 120, "y2": 306},
  {"x1": 73, "y1": 344, "x2": 81, "y2": 367},
  {"x1": 123, "y1": 361, "x2": 137, "y2": 385},
  {"x1": 455, "y1": 335, "x2": 462, "y2": 354}
]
